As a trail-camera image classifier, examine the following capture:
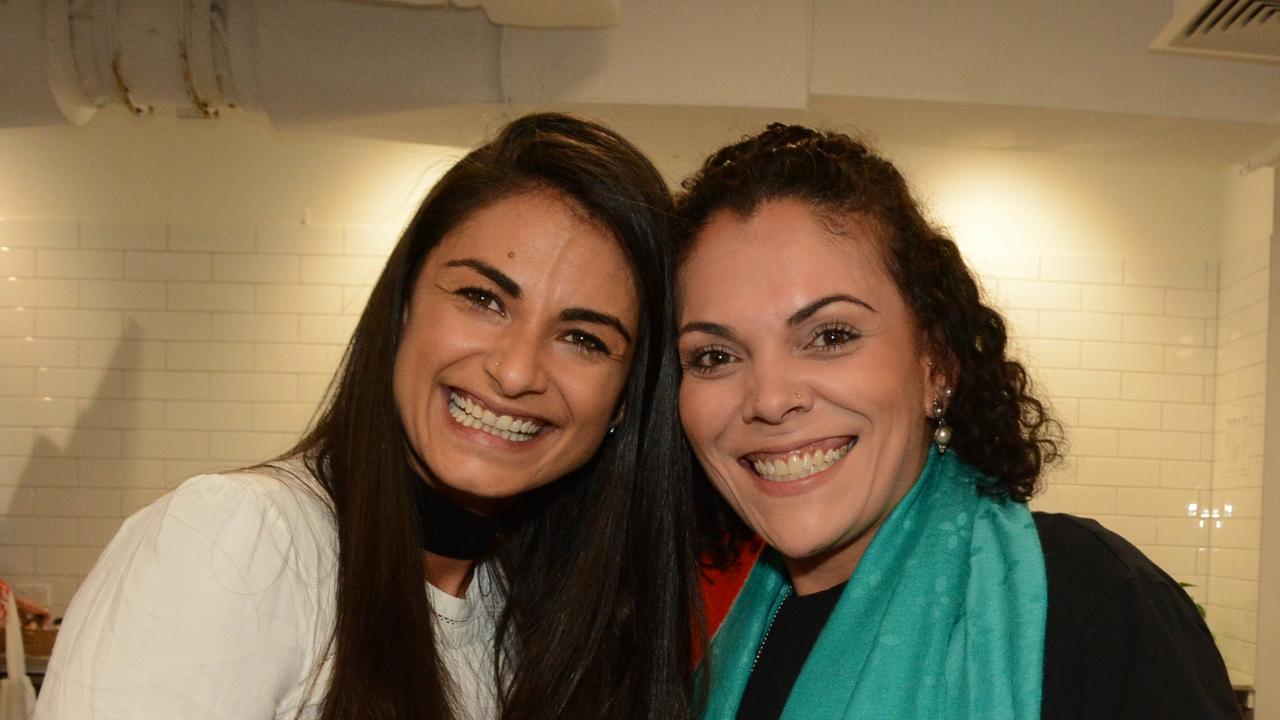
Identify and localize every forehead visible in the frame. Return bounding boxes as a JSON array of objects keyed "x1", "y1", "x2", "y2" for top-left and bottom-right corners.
[
  {"x1": 426, "y1": 192, "x2": 639, "y2": 309},
  {"x1": 678, "y1": 200, "x2": 902, "y2": 319},
  {"x1": 436, "y1": 192, "x2": 618, "y2": 268}
]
